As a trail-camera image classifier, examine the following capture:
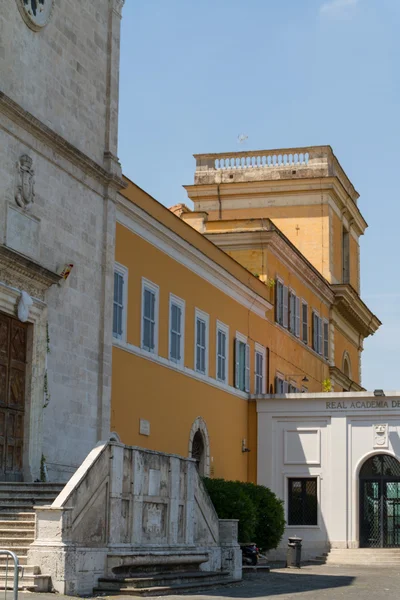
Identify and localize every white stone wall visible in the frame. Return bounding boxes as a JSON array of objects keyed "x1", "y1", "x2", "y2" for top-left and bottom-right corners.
[
  {"x1": 0, "y1": 0, "x2": 124, "y2": 481},
  {"x1": 0, "y1": 1, "x2": 116, "y2": 164}
]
